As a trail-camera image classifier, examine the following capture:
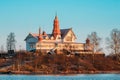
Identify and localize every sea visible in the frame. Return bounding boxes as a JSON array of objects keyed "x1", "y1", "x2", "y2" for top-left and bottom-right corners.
[{"x1": 0, "y1": 74, "x2": 120, "y2": 80}]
